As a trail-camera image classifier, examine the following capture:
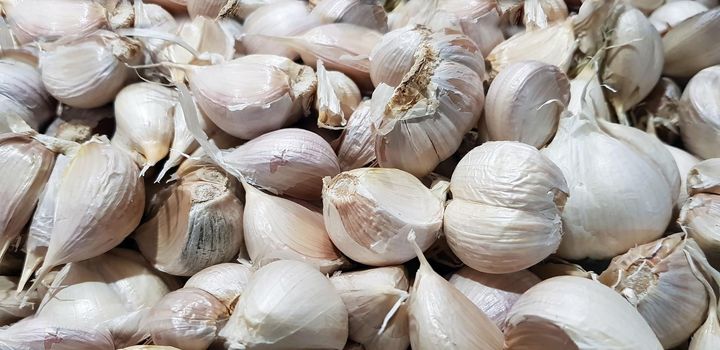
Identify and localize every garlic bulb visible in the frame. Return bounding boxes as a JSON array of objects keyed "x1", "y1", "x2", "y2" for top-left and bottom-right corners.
[
  {"x1": 663, "y1": 8, "x2": 720, "y2": 78},
  {"x1": 505, "y1": 276, "x2": 663, "y2": 349},
  {"x1": 316, "y1": 60, "x2": 362, "y2": 129},
  {"x1": 242, "y1": 0, "x2": 323, "y2": 58},
  {"x1": 335, "y1": 100, "x2": 381, "y2": 171},
  {"x1": 0, "y1": 53, "x2": 54, "y2": 132},
  {"x1": 4, "y1": 0, "x2": 108, "y2": 43},
  {"x1": 243, "y1": 182, "x2": 345, "y2": 273},
  {"x1": 188, "y1": 55, "x2": 316, "y2": 140},
  {"x1": 407, "y1": 233, "x2": 504, "y2": 350},
  {"x1": 218, "y1": 260, "x2": 348, "y2": 349},
  {"x1": 542, "y1": 113, "x2": 673, "y2": 260},
  {"x1": 650, "y1": 1, "x2": 708, "y2": 35},
  {"x1": 679, "y1": 194, "x2": 720, "y2": 266},
  {"x1": 0, "y1": 317, "x2": 116, "y2": 350},
  {"x1": 484, "y1": 60, "x2": 570, "y2": 148},
  {"x1": 331, "y1": 266, "x2": 410, "y2": 350},
  {"x1": 311, "y1": 0, "x2": 388, "y2": 32},
  {"x1": 523, "y1": 0, "x2": 569, "y2": 30},
  {"x1": 39, "y1": 30, "x2": 142, "y2": 109},
  {"x1": 668, "y1": 145, "x2": 701, "y2": 210},
  {"x1": 0, "y1": 133, "x2": 55, "y2": 262},
  {"x1": 679, "y1": 65, "x2": 720, "y2": 159},
  {"x1": 185, "y1": 262, "x2": 252, "y2": 310},
  {"x1": 0, "y1": 276, "x2": 40, "y2": 325},
  {"x1": 145, "y1": 287, "x2": 230, "y2": 350},
  {"x1": 688, "y1": 159, "x2": 720, "y2": 196},
  {"x1": 159, "y1": 15, "x2": 235, "y2": 69},
  {"x1": 448, "y1": 267, "x2": 541, "y2": 329},
  {"x1": 445, "y1": 142, "x2": 568, "y2": 273},
  {"x1": 323, "y1": 168, "x2": 444, "y2": 266}
]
